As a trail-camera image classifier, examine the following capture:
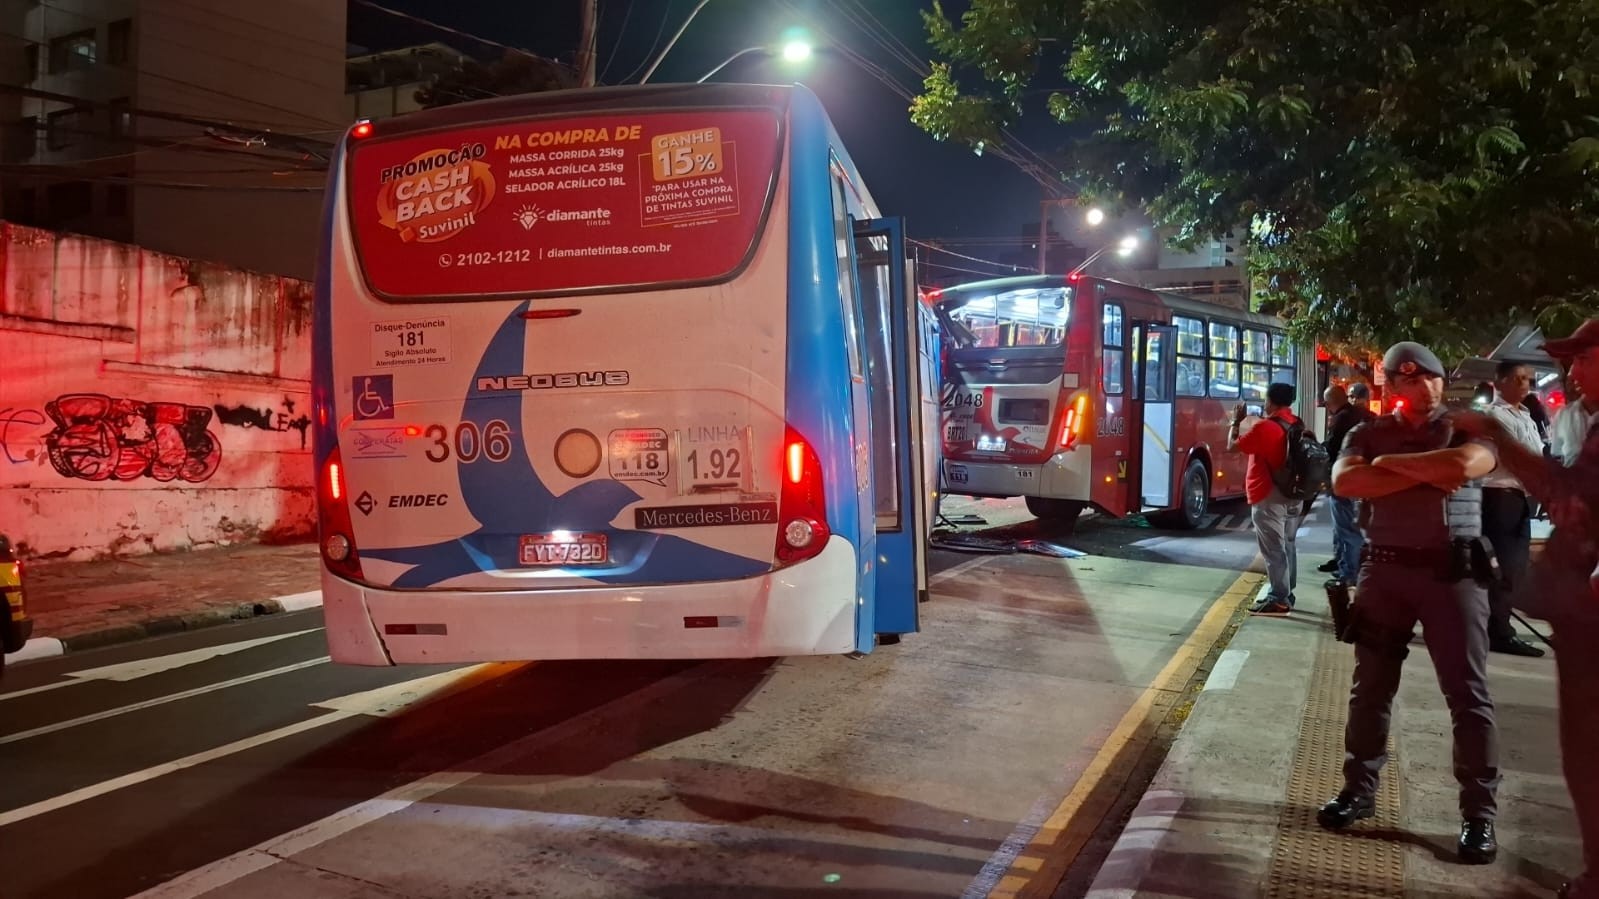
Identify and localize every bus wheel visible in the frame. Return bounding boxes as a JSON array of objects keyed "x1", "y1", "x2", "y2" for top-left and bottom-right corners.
[
  {"x1": 1157, "y1": 460, "x2": 1210, "y2": 530},
  {"x1": 1025, "y1": 497, "x2": 1086, "y2": 533}
]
